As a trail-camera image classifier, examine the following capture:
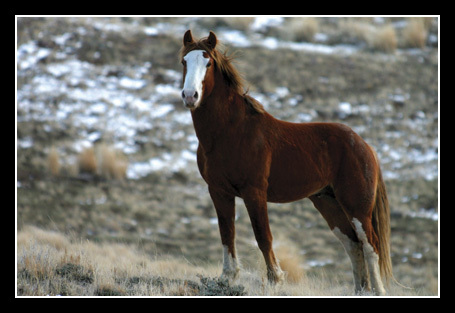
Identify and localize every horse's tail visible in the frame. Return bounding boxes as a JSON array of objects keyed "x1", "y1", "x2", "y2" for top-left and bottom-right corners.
[{"x1": 372, "y1": 167, "x2": 393, "y2": 285}]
